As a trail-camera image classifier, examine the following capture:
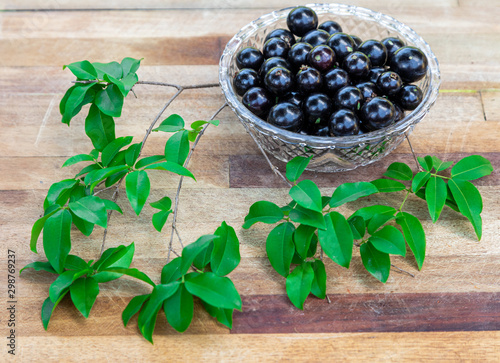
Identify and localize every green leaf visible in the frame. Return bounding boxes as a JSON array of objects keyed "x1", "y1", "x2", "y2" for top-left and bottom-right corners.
[
  {"x1": 70, "y1": 277, "x2": 99, "y2": 318},
  {"x1": 49, "y1": 269, "x2": 89, "y2": 303},
  {"x1": 152, "y1": 210, "x2": 172, "y2": 232},
  {"x1": 70, "y1": 211, "x2": 95, "y2": 236},
  {"x1": 310, "y1": 260, "x2": 327, "y2": 299},
  {"x1": 61, "y1": 83, "x2": 96, "y2": 125},
  {"x1": 101, "y1": 136, "x2": 133, "y2": 166},
  {"x1": 189, "y1": 119, "x2": 219, "y2": 130},
  {"x1": 85, "y1": 165, "x2": 129, "y2": 192},
  {"x1": 184, "y1": 272, "x2": 242, "y2": 310},
  {"x1": 370, "y1": 179, "x2": 406, "y2": 193},
  {"x1": 165, "y1": 130, "x2": 190, "y2": 165},
  {"x1": 164, "y1": 284, "x2": 194, "y2": 333},
  {"x1": 122, "y1": 294, "x2": 149, "y2": 327},
  {"x1": 121, "y1": 72, "x2": 139, "y2": 95},
  {"x1": 94, "y1": 84, "x2": 123, "y2": 117},
  {"x1": 396, "y1": 212, "x2": 426, "y2": 270},
  {"x1": 417, "y1": 156, "x2": 432, "y2": 171},
  {"x1": 412, "y1": 171, "x2": 431, "y2": 193},
  {"x1": 102, "y1": 199, "x2": 123, "y2": 214},
  {"x1": 68, "y1": 195, "x2": 108, "y2": 228},
  {"x1": 30, "y1": 207, "x2": 61, "y2": 253},
  {"x1": 20, "y1": 261, "x2": 57, "y2": 274},
  {"x1": 75, "y1": 164, "x2": 101, "y2": 178},
  {"x1": 290, "y1": 180, "x2": 323, "y2": 212},
  {"x1": 43, "y1": 209, "x2": 72, "y2": 273},
  {"x1": 360, "y1": 241, "x2": 391, "y2": 283},
  {"x1": 64, "y1": 255, "x2": 89, "y2": 271},
  {"x1": 450, "y1": 155, "x2": 493, "y2": 181},
  {"x1": 41, "y1": 290, "x2": 69, "y2": 330},
  {"x1": 150, "y1": 196, "x2": 172, "y2": 211},
  {"x1": 289, "y1": 205, "x2": 326, "y2": 230},
  {"x1": 366, "y1": 213, "x2": 395, "y2": 235},
  {"x1": 63, "y1": 60, "x2": 98, "y2": 80},
  {"x1": 425, "y1": 176, "x2": 447, "y2": 223},
  {"x1": 94, "y1": 243, "x2": 135, "y2": 271},
  {"x1": 448, "y1": 179, "x2": 483, "y2": 240},
  {"x1": 281, "y1": 200, "x2": 297, "y2": 215},
  {"x1": 293, "y1": 224, "x2": 316, "y2": 259},
  {"x1": 318, "y1": 212, "x2": 353, "y2": 268},
  {"x1": 161, "y1": 257, "x2": 183, "y2": 284},
  {"x1": 286, "y1": 155, "x2": 313, "y2": 182},
  {"x1": 180, "y1": 235, "x2": 220, "y2": 275},
  {"x1": 43, "y1": 179, "x2": 78, "y2": 210},
  {"x1": 121, "y1": 57, "x2": 142, "y2": 76},
  {"x1": 125, "y1": 143, "x2": 142, "y2": 166},
  {"x1": 383, "y1": 162, "x2": 413, "y2": 181},
  {"x1": 266, "y1": 222, "x2": 295, "y2": 277},
  {"x1": 348, "y1": 216, "x2": 365, "y2": 240},
  {"x1": 349, "y1": 205, "x2": 397, "y2": 221},
  {"x1": 144, "y1": 161, "x2": 195, "y2": 180},
  {"x1": 430, "y1": 156, "x2": 453, "y2": 172},
  {"x1": 62, "y1": 154, "x2": 95, "y2": 168},
  {"x1": 138, "y1": 281, "x2": 180, "y2": 343},
  {"x1": 135, "y1": 155, "x2": 165, "y2": 169},
  {"x1": 307, "y1": 234, "x2": 318, "y2": 257},
  {"x1": 101, "y1": 268, "x2": 155, "y2": 286},
  {"x1": 93, "y1": 61, "x2": 123, "y2": 79},
  {"x1": 329, "y1": 182, "x2": 379, "y2": 207},
  {"x1": 285, "y1": 263, "x2": 314, "y2": 310},
  {"x1": 201, "y1": 301, "x2": 234, "y2": 329},
  {"x1": 153, "y1": 114, "x2": 185, "y2": 133},
  {"x1": 125, "y1": 170, "x2": 151, "y2": 215},
  {"x1": 369, "y1": 225, "x2": 406, "y2": 256},
  {"x1": 85, "y1": 104, "x2": 116, "y2": 151},
  {"x1": 211, "y1": 222, "x2": 240, "y2": 276},
  {"x1": 242, "y1": 201, "x2": 284, "y2": 229},
  {"x1": 193, "y1": 243, "x2": 213, "y2": 270},
  {"x1": 445, "y1": 184, "x2": 460, "y2": 212}
]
